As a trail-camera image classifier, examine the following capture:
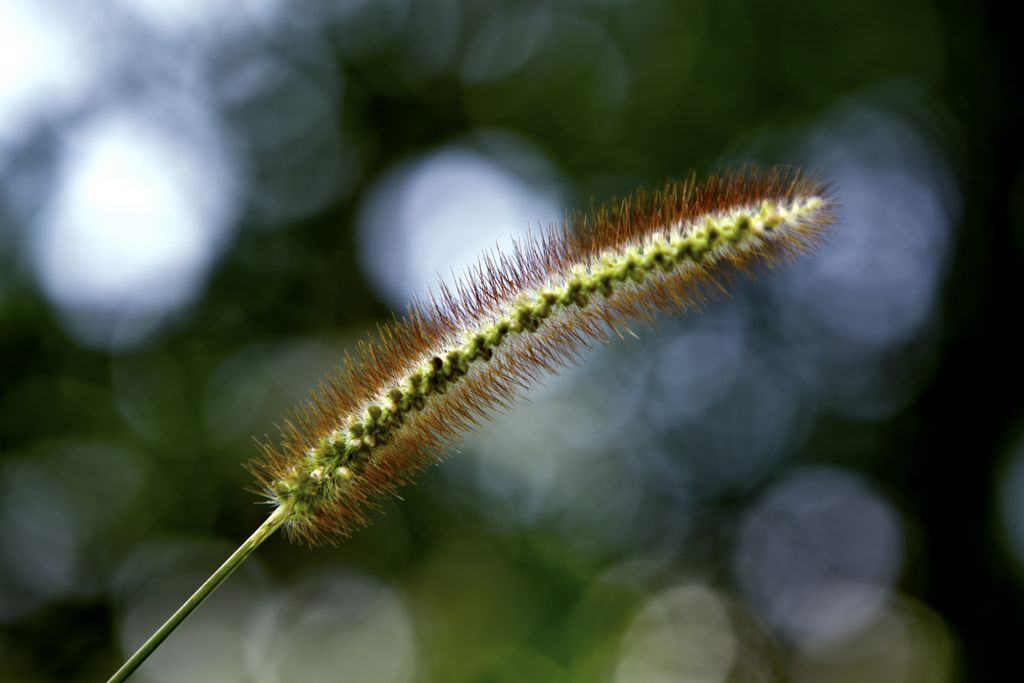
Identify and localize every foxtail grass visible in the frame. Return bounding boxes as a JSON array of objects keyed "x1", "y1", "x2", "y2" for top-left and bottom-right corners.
[{"x1": 109, "y1": 166, "x2": 836, "y2": 682}]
